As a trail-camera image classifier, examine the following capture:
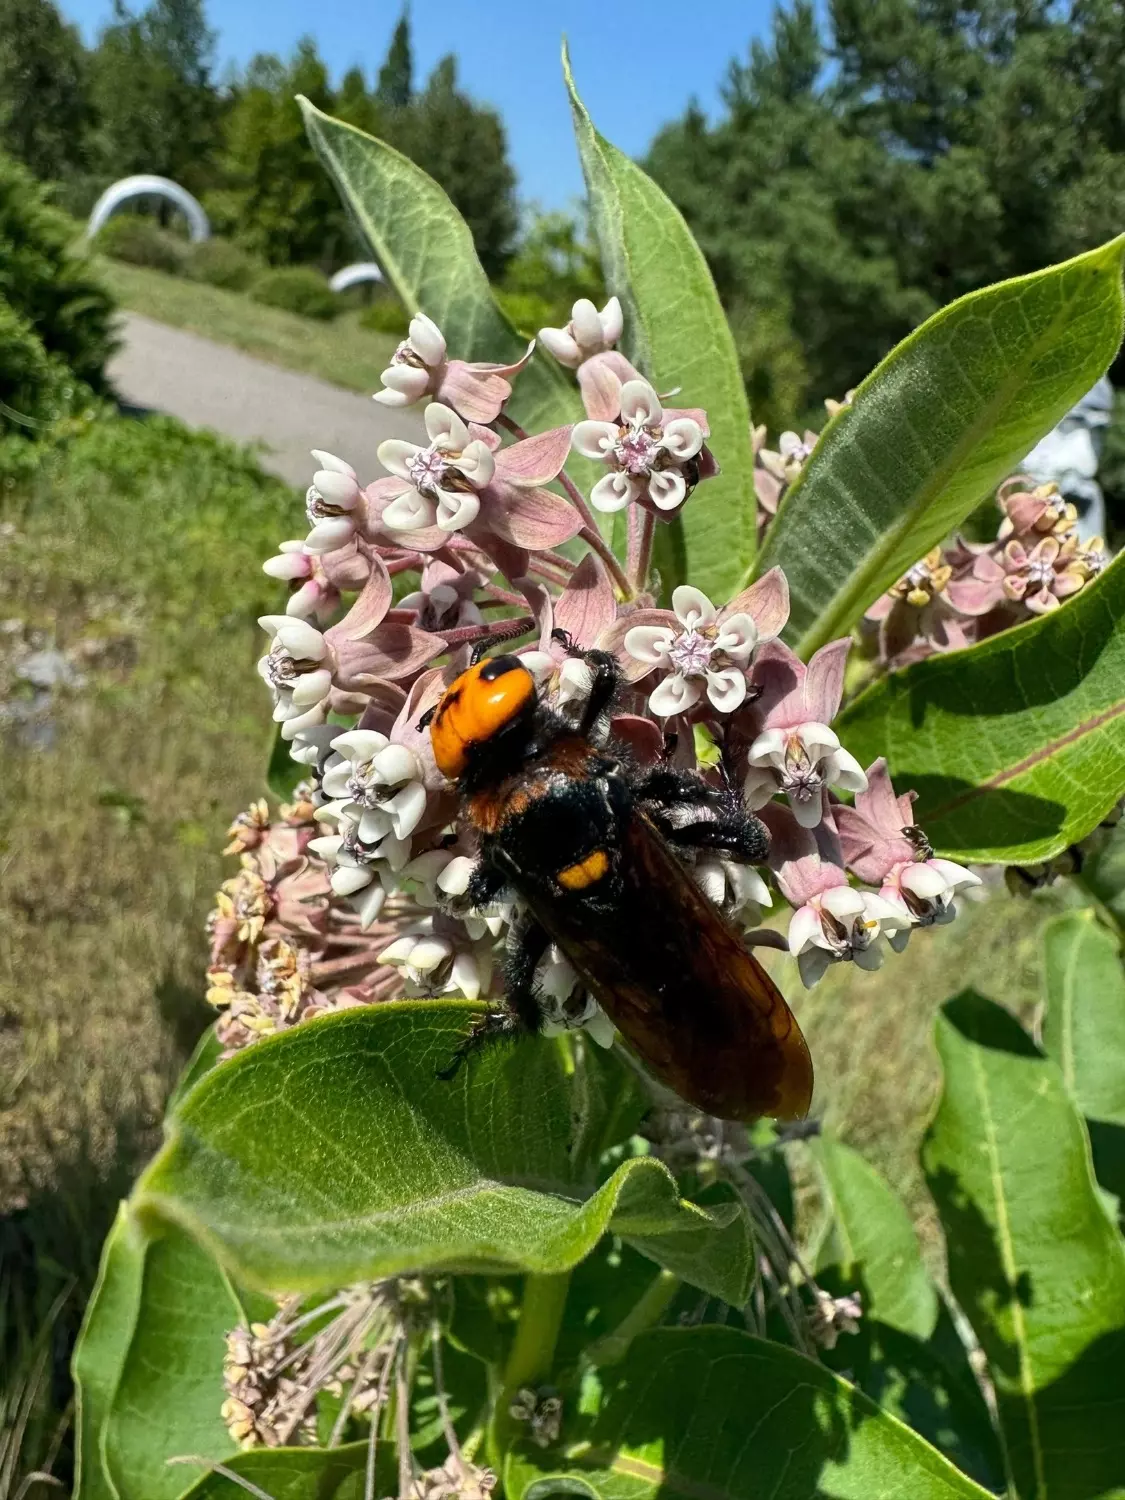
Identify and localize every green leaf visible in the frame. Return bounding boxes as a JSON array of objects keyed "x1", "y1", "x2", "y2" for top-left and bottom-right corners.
[
  {"x1": 1042, "y1": 910, "x2": 1125, "y2": 1125},
  {"x1": 505, "y1": 1327, "x2": 993, "y2": 1500},
  {"x1": 137, "y1": 1003, "x2": 753, "y2": 1305},
  {"x1": 299, "y1": 98, "x2": 580, "y2": 440},
  {"x1": 102, "y1": 1221, "x2": 243, "y2": 1499},
  {"x1": 811, "y1": 1134, "x2": 938, "y2": 1340},
  {"x1": 563, "y1": 47, "x2": 757, "y2": 600},
  {"x1": 176, "y1": 1443, "x2": 374, "y2": 1499},
  {"x1": 1081, "y1": 817, "x2": 1125, "y2": 925},
  {"x1": 924, "y1": 990, "x2": 1125, "y2": 1500},
  {"x1": 73, "y1": 1209, "x2": 242, "y2": 1500},
  {"x1": 168, "y1": 1025, "x2": 224, "y2": 1114},
  {"x1": 836, "y1": 554, "x2": 1125, "y2": 863},
  {"x1": 1042, "y1": 909, "x2": 1125, "y2": 1227},
  {"x1": 758, "y1": 236, "x2": 1125, "y2": 657},
  {"x1": 72, "y1": 1205, "x2": 146, "y2": 1500}
]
